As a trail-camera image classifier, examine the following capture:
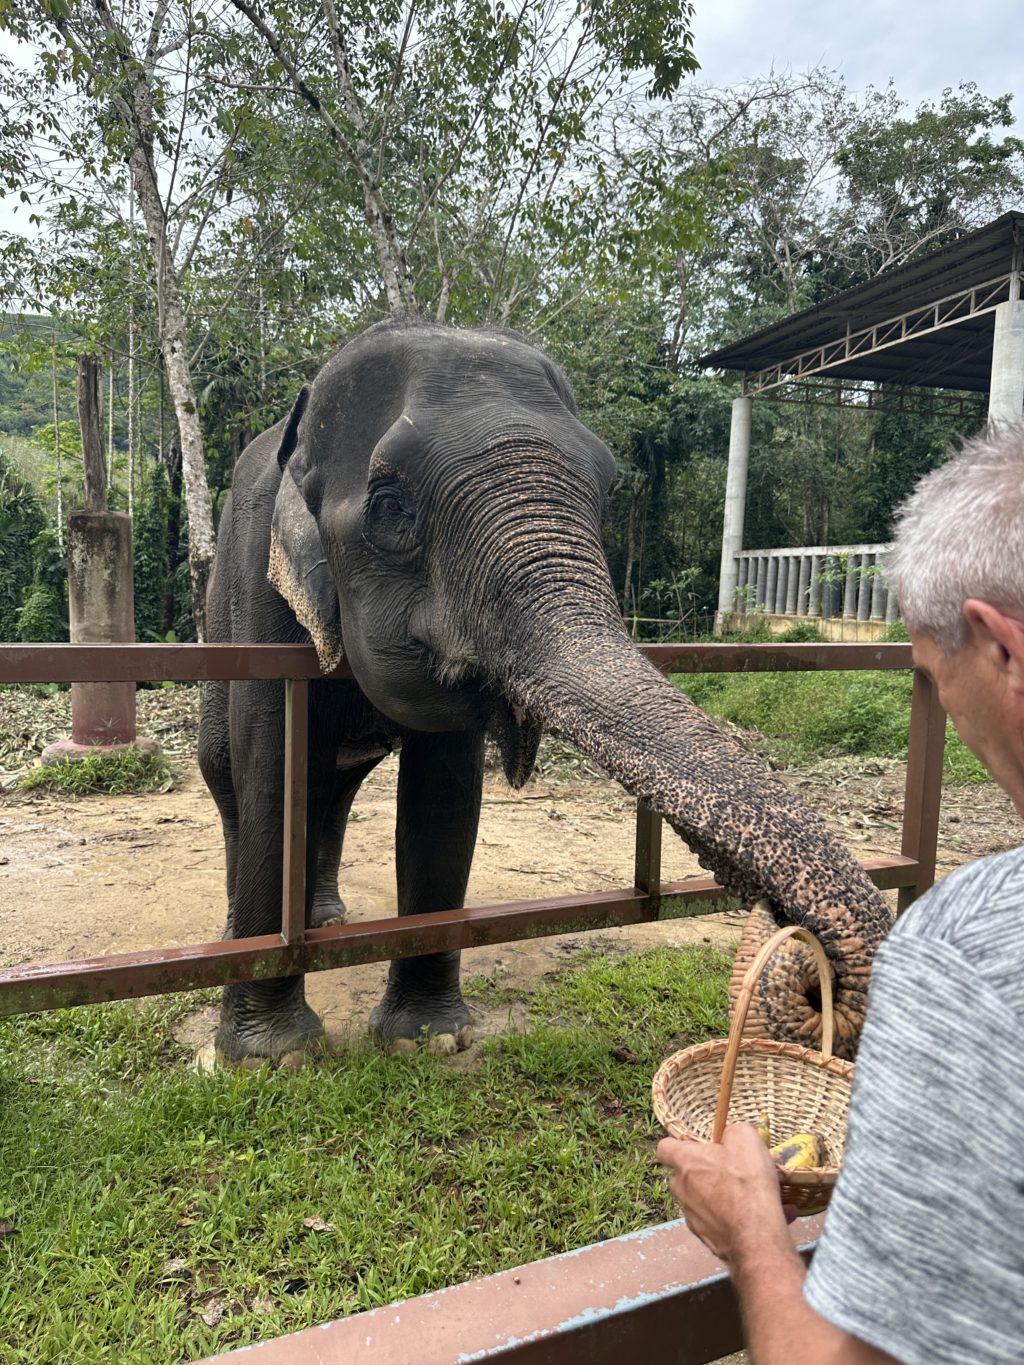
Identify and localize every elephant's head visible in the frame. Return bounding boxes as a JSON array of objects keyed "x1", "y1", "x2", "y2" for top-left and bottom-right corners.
[{"x1": 268, "y1": 319, "x2": 892, "y2": 1057}]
